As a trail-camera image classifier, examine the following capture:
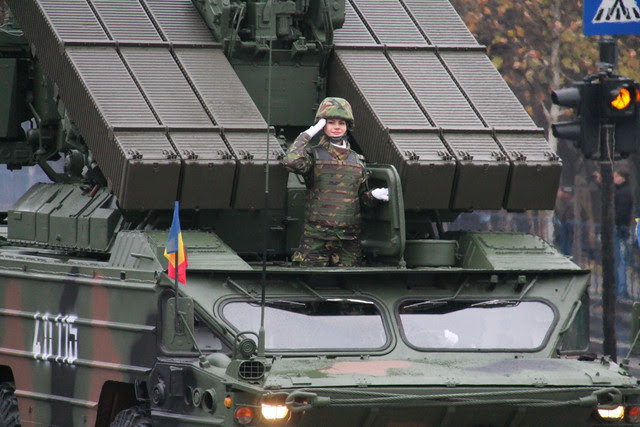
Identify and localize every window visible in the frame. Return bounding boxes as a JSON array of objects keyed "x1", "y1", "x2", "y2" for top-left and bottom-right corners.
[
  {"x1": 222, "y1": 299, "x2": 387, "y2": 351},
  {"x1": 399, "y1": 299, "x2": 554, "y2": 350}
]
